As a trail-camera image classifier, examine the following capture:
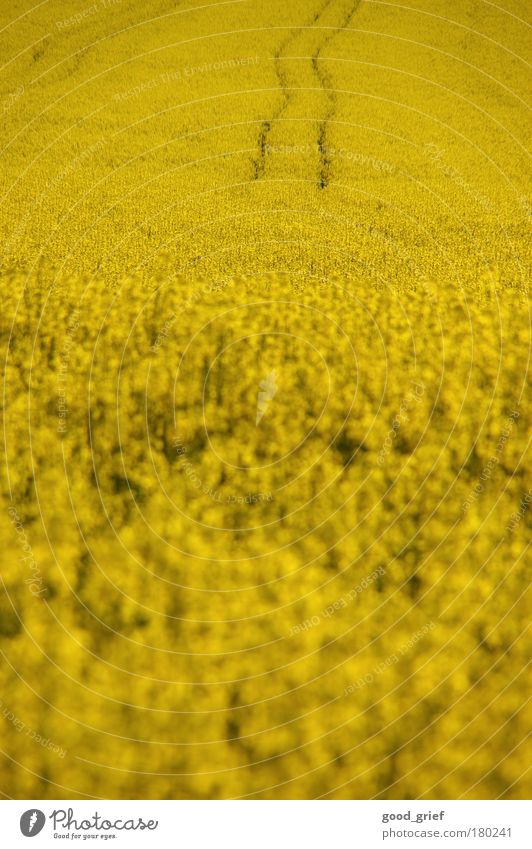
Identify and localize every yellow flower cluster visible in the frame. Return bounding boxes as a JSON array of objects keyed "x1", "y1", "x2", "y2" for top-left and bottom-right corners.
[{"x1": 0, "y1": 269, "x2": 529, "y2": 799}]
